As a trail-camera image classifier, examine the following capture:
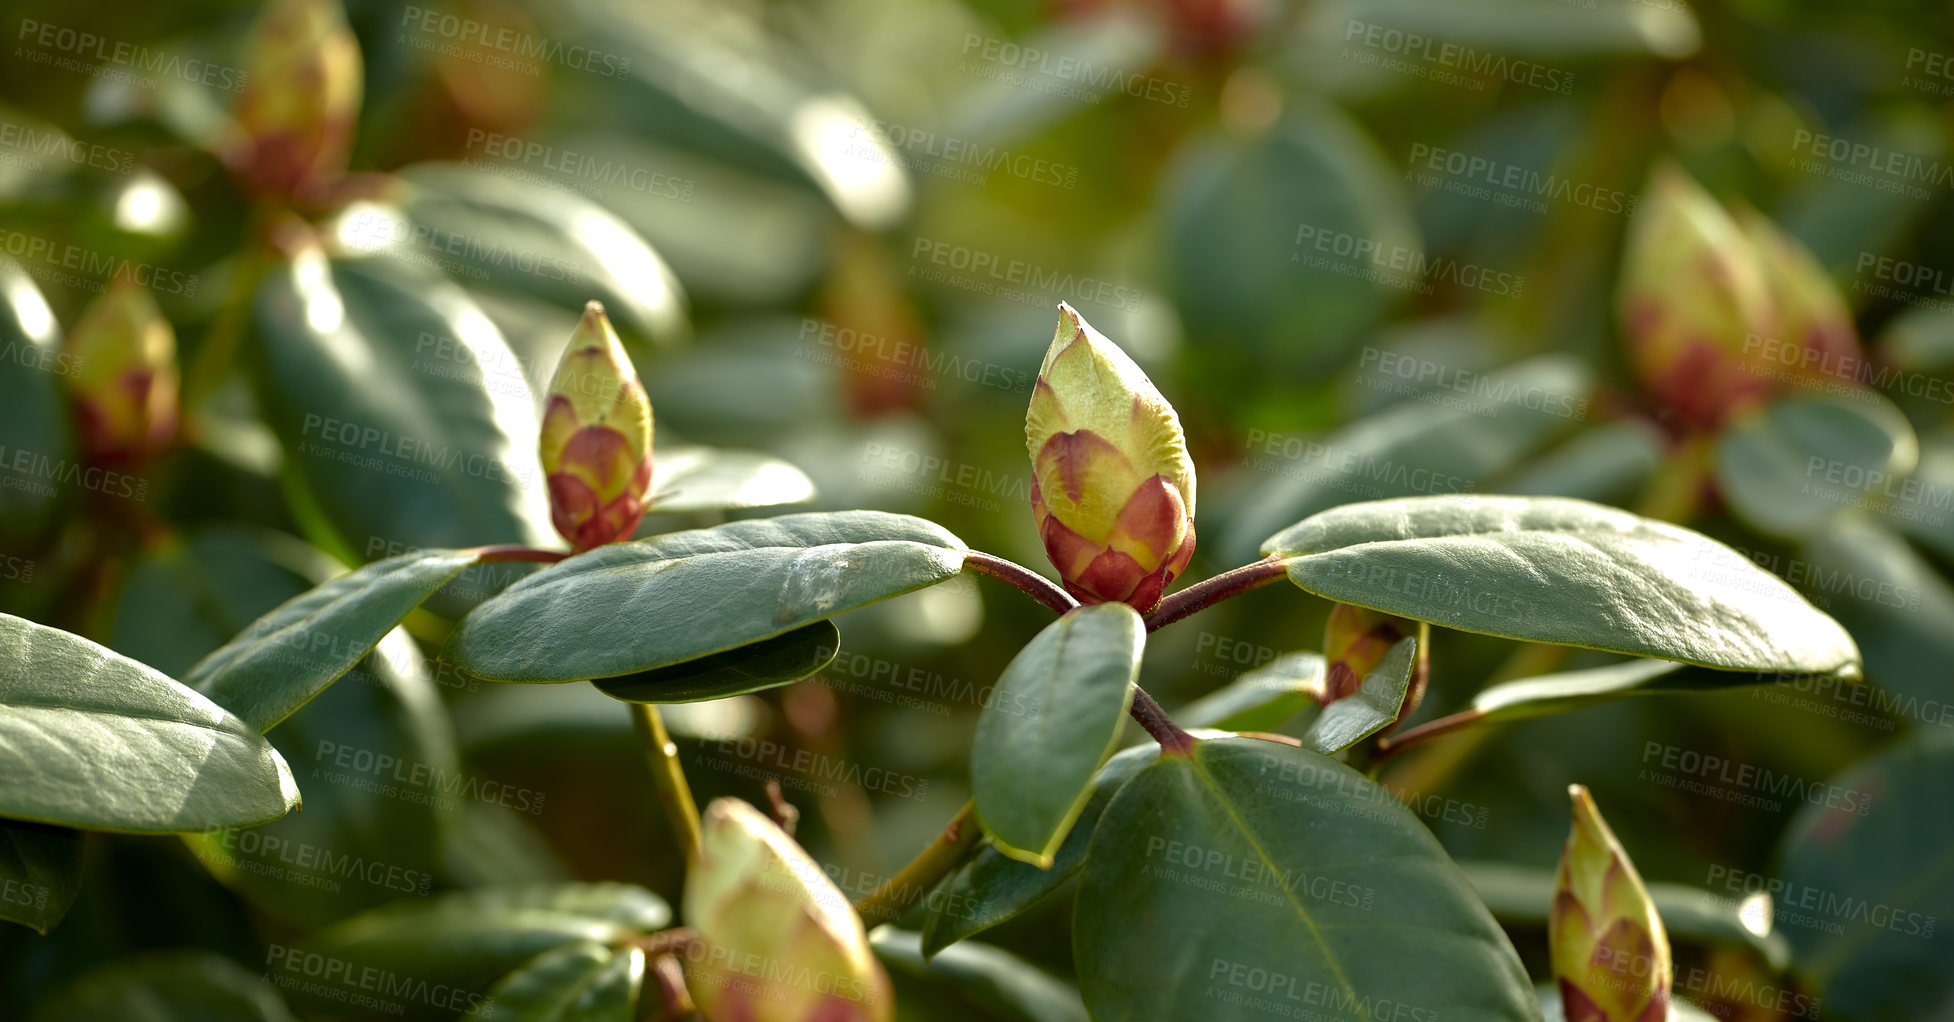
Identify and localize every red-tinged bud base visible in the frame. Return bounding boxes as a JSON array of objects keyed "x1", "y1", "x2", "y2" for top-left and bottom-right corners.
[
  {"x1": 550, "y1": 472, "x2": 648, "y2": 553},
  {"x1": 1034, "y1": 477, "x2": 1194, "y2": 614},
  {"x1": 71, "y1": 372, "x2": 174, "y2": 465},
  {"x1": 1558, "y1": 979, "x2": 1667, "y2": 1022}
]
